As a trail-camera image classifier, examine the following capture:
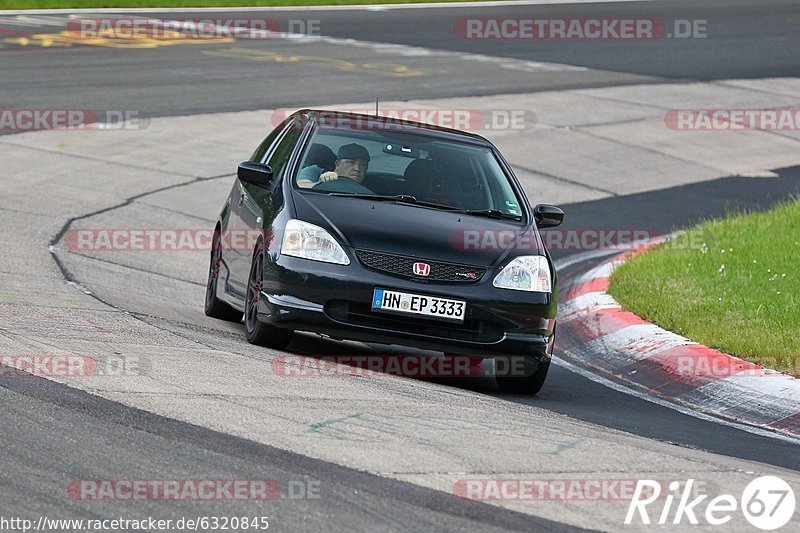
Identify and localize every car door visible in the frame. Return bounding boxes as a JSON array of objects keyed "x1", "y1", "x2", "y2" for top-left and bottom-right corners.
[
  {"x1": 229, "y1": 120, "x2": 304, "y2": 290},
  {"x1": 226, "y1": 120, "x2": 293, "y2": 296}
]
